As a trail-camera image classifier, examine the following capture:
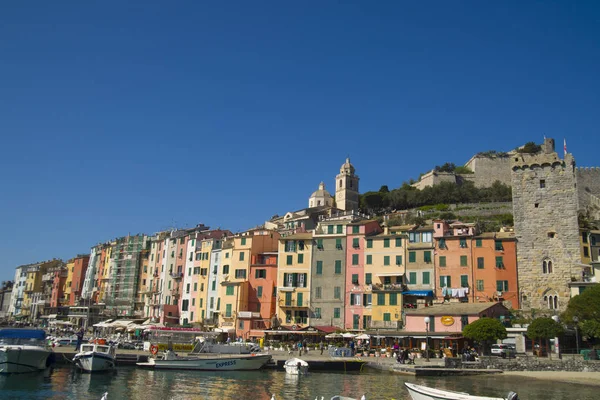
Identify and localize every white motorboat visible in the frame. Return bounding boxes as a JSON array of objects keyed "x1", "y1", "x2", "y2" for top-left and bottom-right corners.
[
  {"x1": 0, "y1": 328, "x2": 54, "y2": 373},
  {"x1": 284, "y1": 357, "x2": 309, "y2": 375},
  {"x1": 404, "y1": 382, "x2": 518, "y2": 400},
  {"x1": 137, "y1": 350, "x2": 272, "y2": 371},
  {"x1": 73, "y1": 342, "x2": 116, "y2": 372}
]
